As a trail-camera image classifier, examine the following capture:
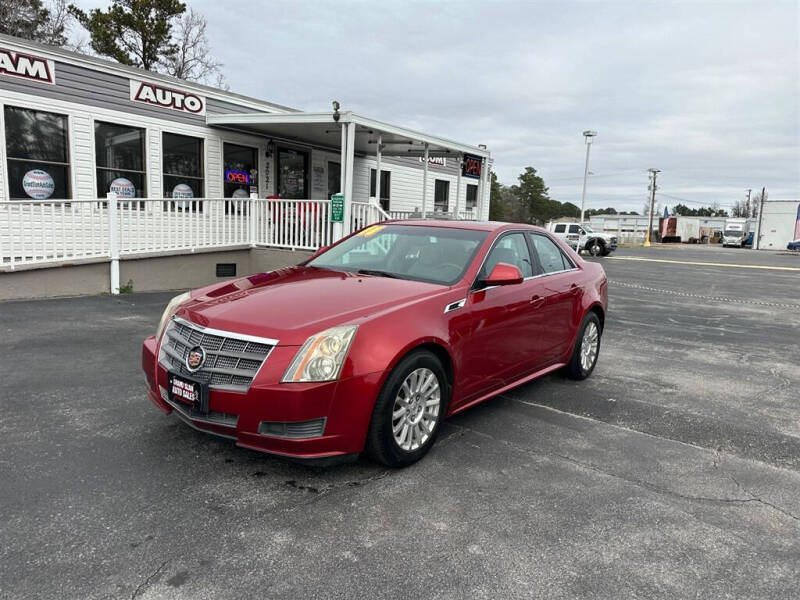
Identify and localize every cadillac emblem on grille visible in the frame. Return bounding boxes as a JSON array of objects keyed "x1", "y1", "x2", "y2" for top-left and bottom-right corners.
[{"x1": 186, "y1": 346, "x2": 206, "y2": 372}]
